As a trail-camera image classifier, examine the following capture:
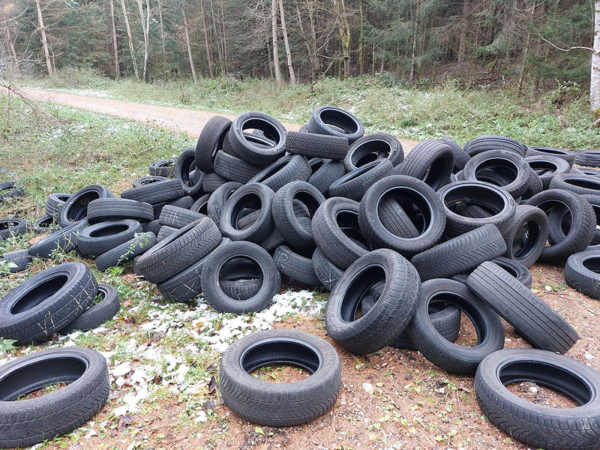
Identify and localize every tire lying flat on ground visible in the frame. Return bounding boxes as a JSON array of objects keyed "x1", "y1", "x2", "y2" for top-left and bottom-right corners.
[
  {"x1": 220, "y1": 329, "x2": 341, "y2": 427},
  {"x1": 475, "y1": 348, "x2": 600, "y2": 450},
  {"x1": 0, "y1": 347, "x2": 110, "y2": 449}
]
